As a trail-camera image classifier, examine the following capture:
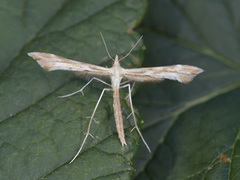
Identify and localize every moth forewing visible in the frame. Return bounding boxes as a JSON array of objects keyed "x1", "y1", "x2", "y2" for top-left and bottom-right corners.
[
  {"x1": 28, "y1": 52, "x2": 111, "y2": 76},
  {"x1": 123, "y1": 65, "x2": 203, "y2": 83}
]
